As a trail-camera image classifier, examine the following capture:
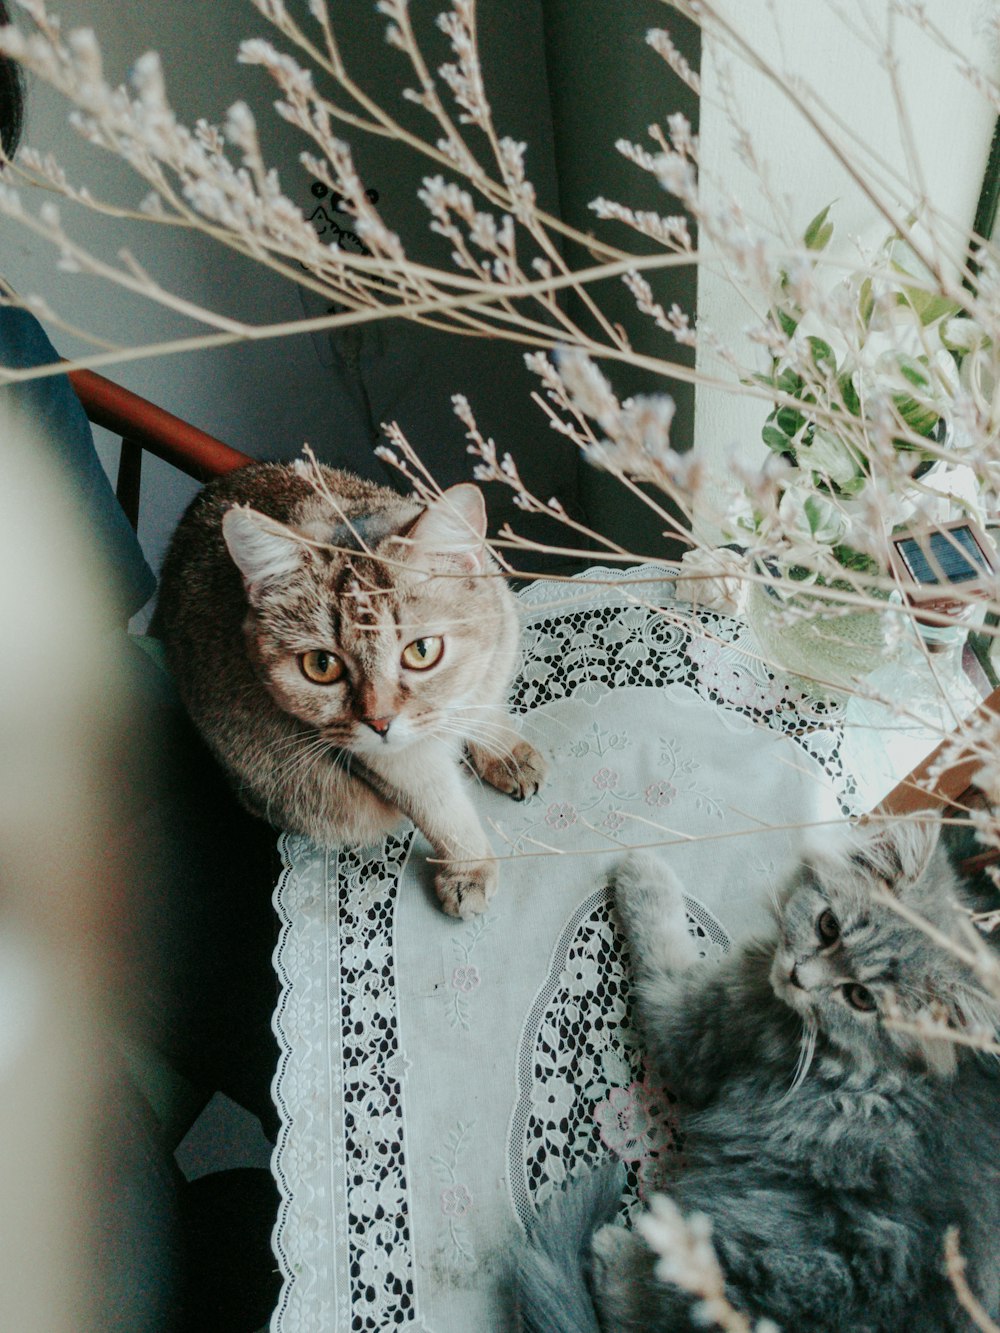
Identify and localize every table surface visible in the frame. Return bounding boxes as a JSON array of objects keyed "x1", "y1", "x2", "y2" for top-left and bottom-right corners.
[{"x1": 267, "y1": 563, "x2": 975, "y2": 1333}]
